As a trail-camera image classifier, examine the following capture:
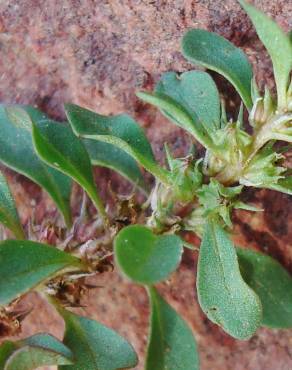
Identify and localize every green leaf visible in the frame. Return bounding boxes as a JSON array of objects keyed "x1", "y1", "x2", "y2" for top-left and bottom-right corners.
[
  {"x1": 155, "y1": 71, "x2": 220, "y2": 133},
  {"x1": 0, "y1": 105, "x2": 72, "y2": 227},
  {"x1": 237, "y1": 248, "x2": 292, "y2": 328},
  {"x1": 136, "y1": 91, "x2": 215, "y2": 151},
  {"x1": 30, "y1": 118, "x2": 107, "y2": 220},
  {"x1": 84, "y1": 140, "x2": 147, "y2": 192},
  {"x1": 182, "y1": 29, "x2": 253, "y2": 110},
  {"x1": 57, "y1": 308, "x2": 138, "y2": 370},
  {"x1": 146, "y1": 287, "x2": 199, "y2": 370},
  {"x1": 0, "y1": 171, "x2": 25, "y2": 239},
  {"x1": 114, "y1": 225, "x2": 183, "y2": 285},
  {"x1": 0, "y1": 240, "x2": 83, "y2": 305},
  {"x1": 239, "y1": 0, "x2": 292, "y2": 110},
  {"x1": 0, "y1": 334, "x2": 73, "y2": 370},
  {"x1": 65, "y1": 103, "x2": 170, "y2": 185},
  {"x1": 197, "y1": 219, "x2": 262, "y2": 339},
  {"x1": 267, "y1": 176, "x2": 292, "y2": 195}
]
